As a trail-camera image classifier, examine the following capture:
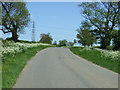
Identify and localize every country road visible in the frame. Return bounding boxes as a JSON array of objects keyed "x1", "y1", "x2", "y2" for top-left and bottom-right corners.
[{"x1": 14, "y1": 47, "x2": 118, "y2": 88}]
